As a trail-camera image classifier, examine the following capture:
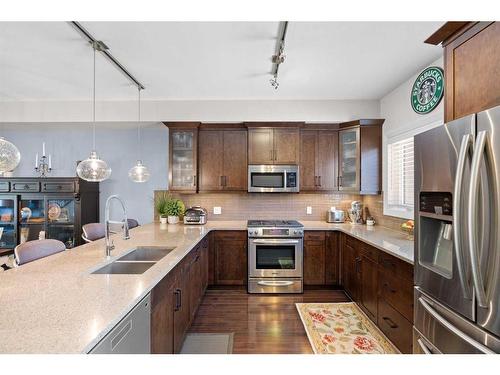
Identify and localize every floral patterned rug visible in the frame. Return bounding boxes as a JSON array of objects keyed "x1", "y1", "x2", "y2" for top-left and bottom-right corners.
[{"x1": 296, "y1": 302, "x2": 399, "y2": 354}]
